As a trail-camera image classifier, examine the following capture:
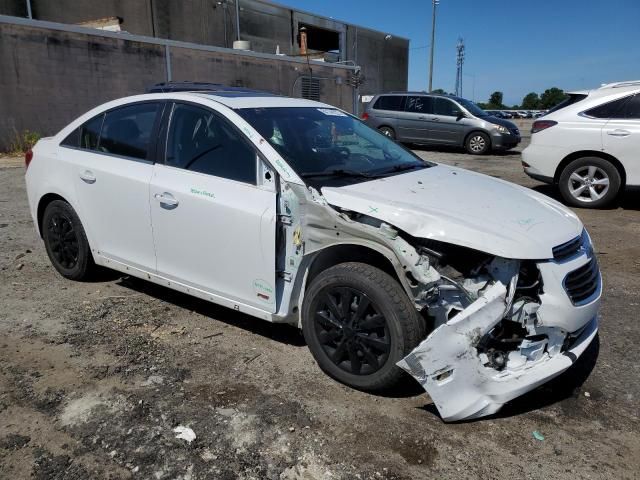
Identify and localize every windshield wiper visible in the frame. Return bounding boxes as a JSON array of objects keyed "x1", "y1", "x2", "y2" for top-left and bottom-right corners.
[
  {"x1": 300, "y1": 169, "x2": 381, "y2": 180},
  {"x1": 379, "y1": 163, "x2": 426, "y2": 174}
]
